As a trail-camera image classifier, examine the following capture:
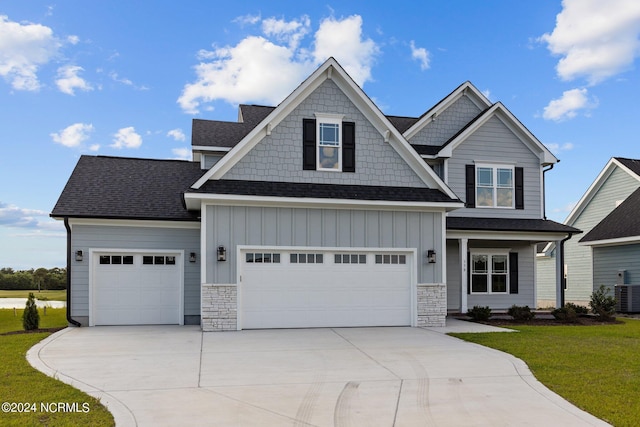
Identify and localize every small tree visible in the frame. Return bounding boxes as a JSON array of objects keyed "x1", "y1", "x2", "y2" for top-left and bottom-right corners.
[
  {"x1": 590, "y1": 285, "x2": 616, "y2": 321},
  {"x1": 22, "y1": 292, "x2": 40, "y2": 331}
]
